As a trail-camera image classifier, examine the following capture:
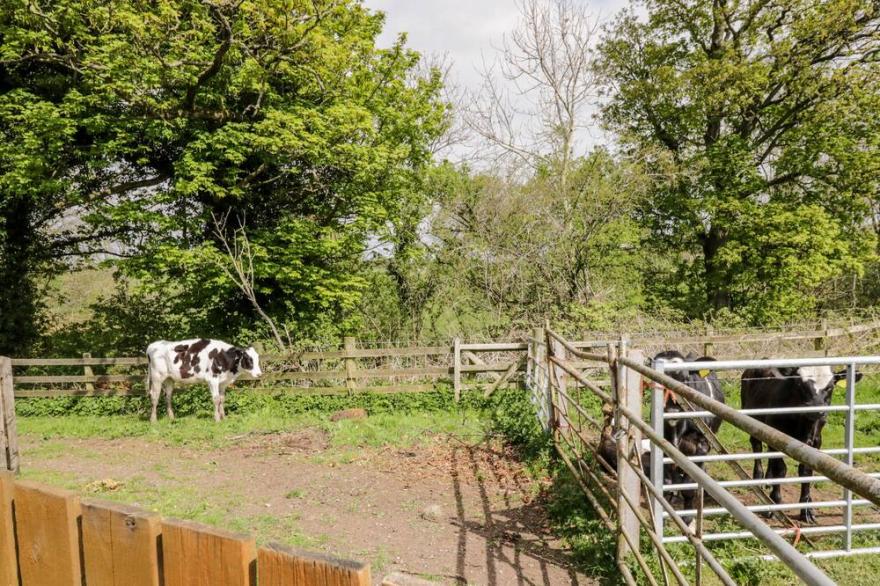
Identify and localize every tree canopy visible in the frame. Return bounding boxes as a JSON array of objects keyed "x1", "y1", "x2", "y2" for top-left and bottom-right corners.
[
  {"x1": 599, "y1": 0, "x2": 880, "y2": 322},
  {"x1": 0, "y1": 0, "x2": 447, "y2": 353}
]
